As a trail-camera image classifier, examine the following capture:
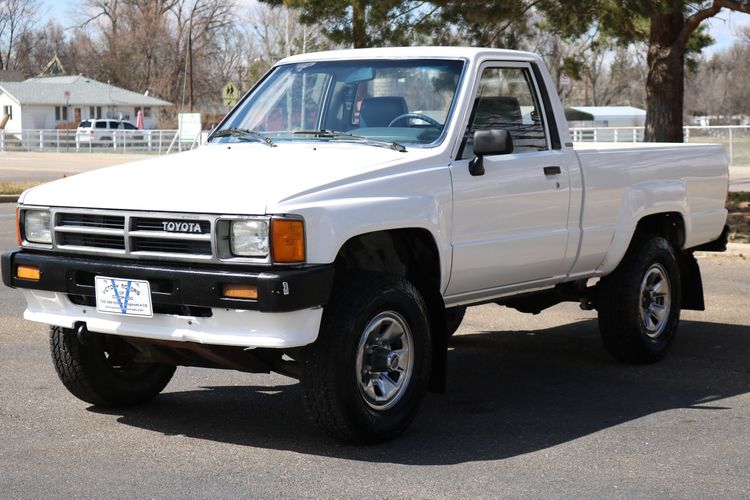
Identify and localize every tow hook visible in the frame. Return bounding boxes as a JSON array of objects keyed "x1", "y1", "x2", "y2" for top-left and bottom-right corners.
[{"x1": 75, "y1": 323, "x2": 89, "y2": 344}]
